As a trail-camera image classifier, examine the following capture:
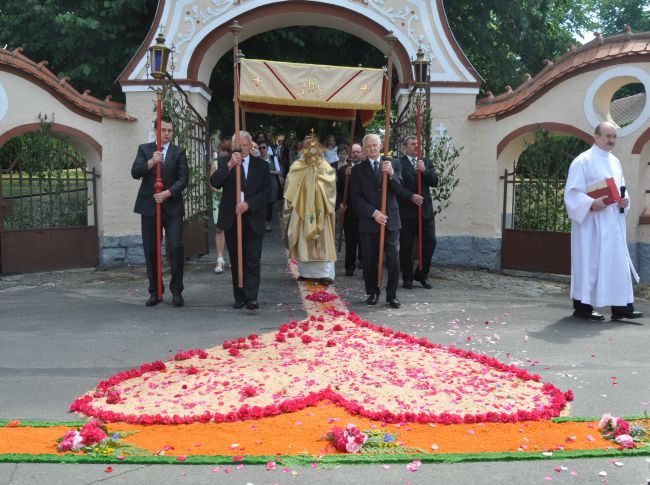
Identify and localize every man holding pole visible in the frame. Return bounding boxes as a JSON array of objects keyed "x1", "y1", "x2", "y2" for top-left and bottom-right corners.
[
  {"x1": 211, "y1": 130, "x2": 271, "y2": 310},
  {"x1": 349, "y1": 133, "x2": 402, "y2": 308},
  {"x1": 131, "y1": 115, "x2": 189, "y2": 307},
  {"x1": 396, "y1": 135, "x2": 438, "y2": 289},
  {"x1": 337, "y1": 142, "x2": 363, "y2": 276}
]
